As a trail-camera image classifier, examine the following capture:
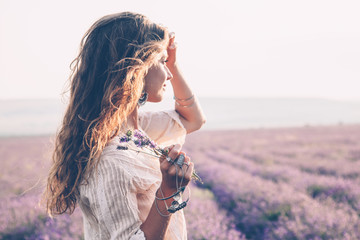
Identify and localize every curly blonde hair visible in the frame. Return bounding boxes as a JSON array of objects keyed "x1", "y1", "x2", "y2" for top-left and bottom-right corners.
[{"x1": 44, "y1": 12, "x2": 169, "y2": 215}]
